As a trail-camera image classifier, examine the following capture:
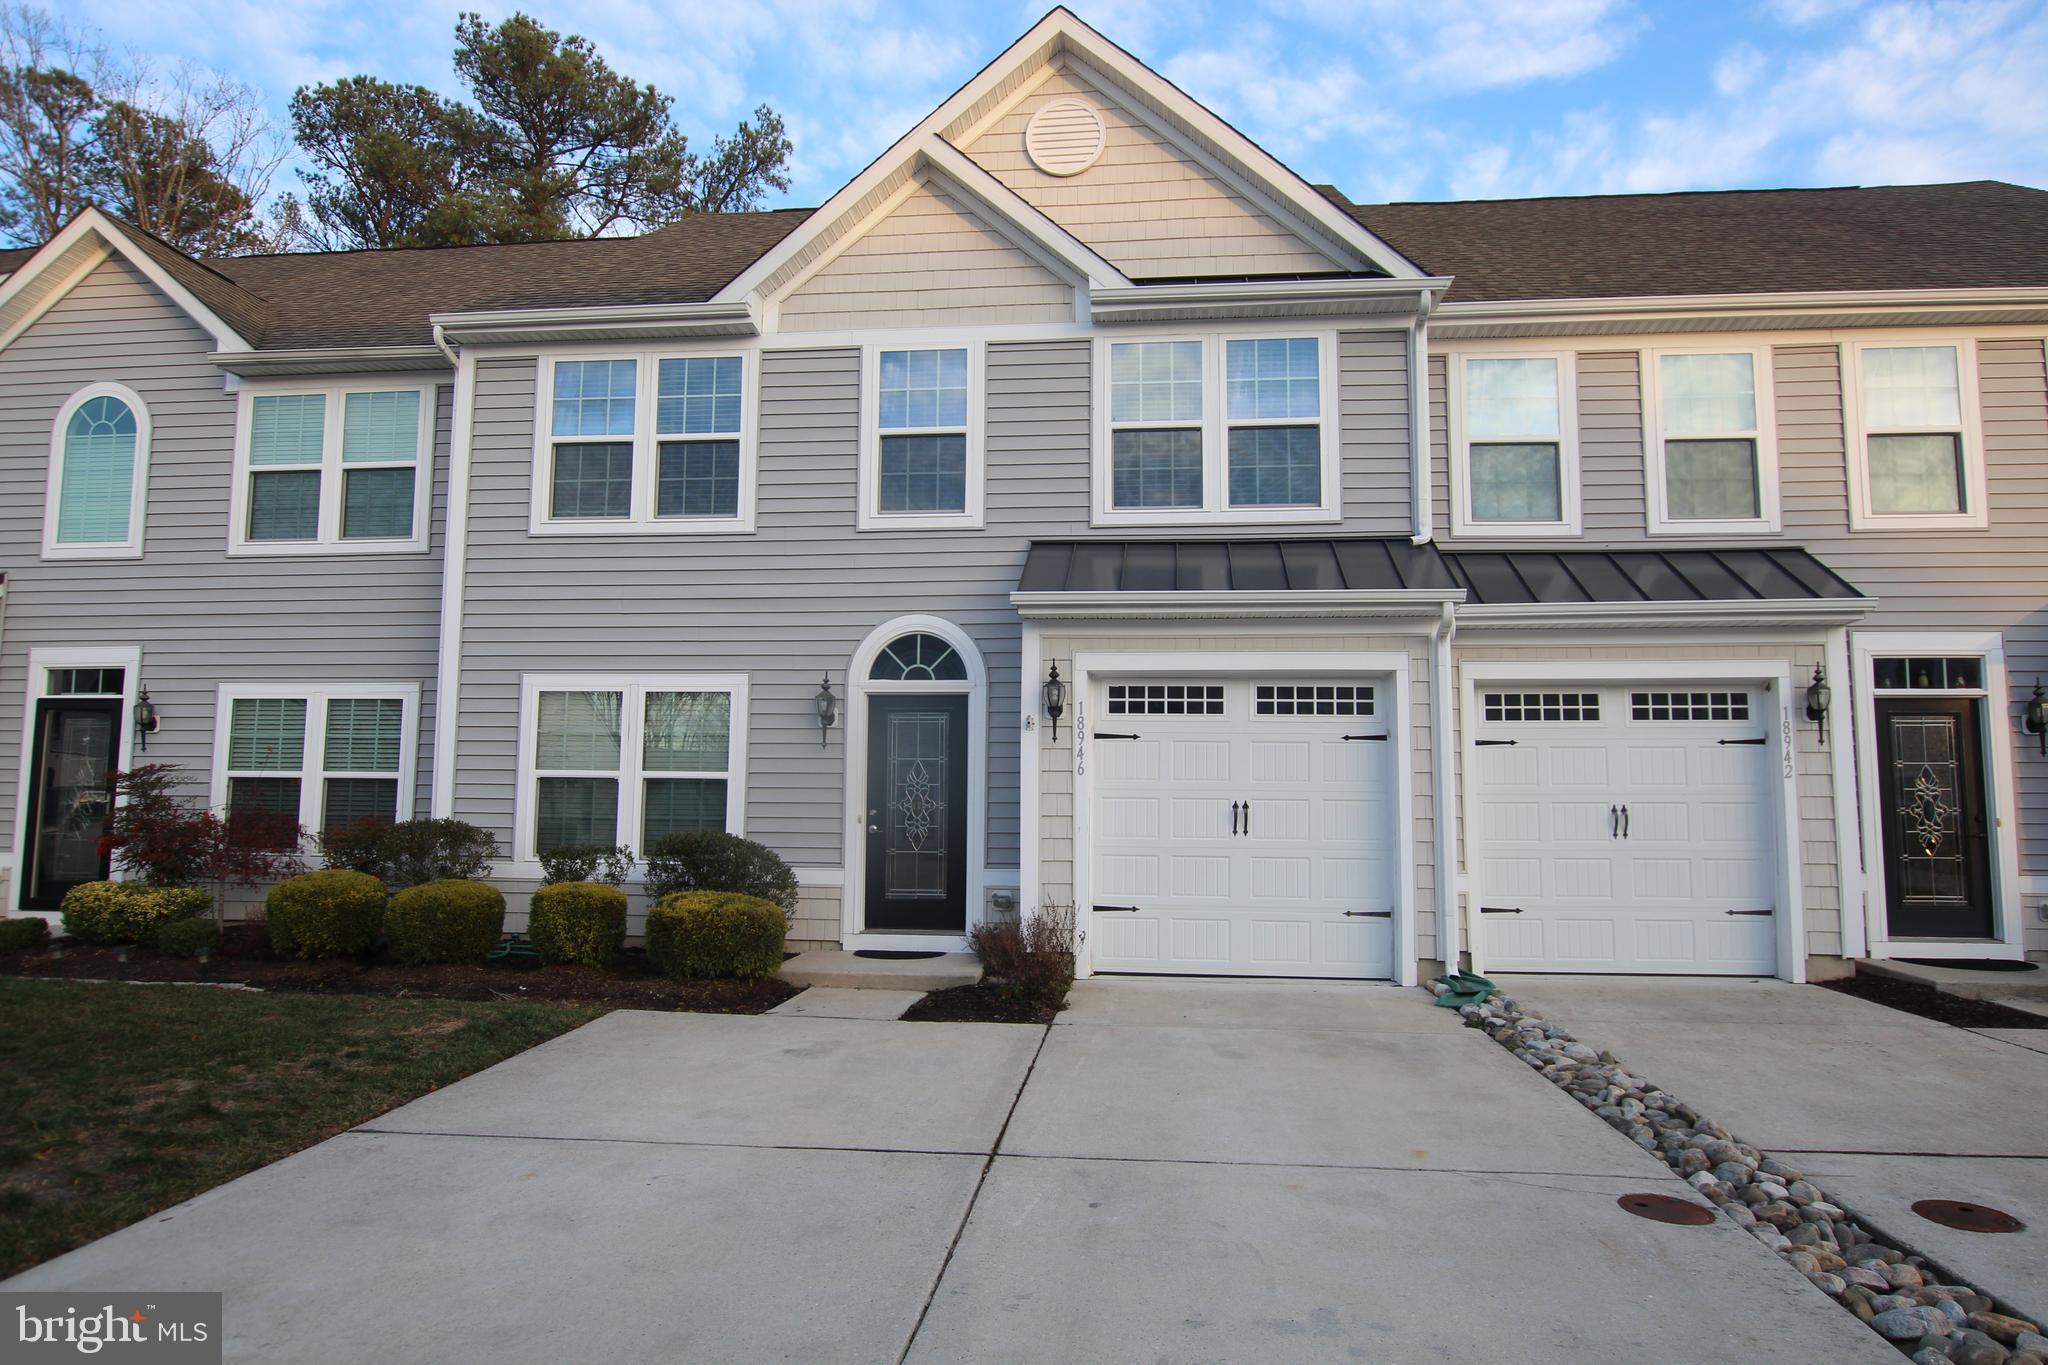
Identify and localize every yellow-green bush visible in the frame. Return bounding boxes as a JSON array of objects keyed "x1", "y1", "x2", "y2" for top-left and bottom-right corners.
[
  {"x1": 644, "y1": 891, "x2": 786, "y2": 980},
  {"x1": 266, "y1": 869, "x2": 387, "y2": 959},
  {"x1": 60, "y1": 882, "x2": 212, "y2": 947},
  {"x1": 385, "y1": 879, "x2": 505, "y2": 965},
  {"x1": 527, "y1": 882, "x2": 627, "y2": 967}
]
